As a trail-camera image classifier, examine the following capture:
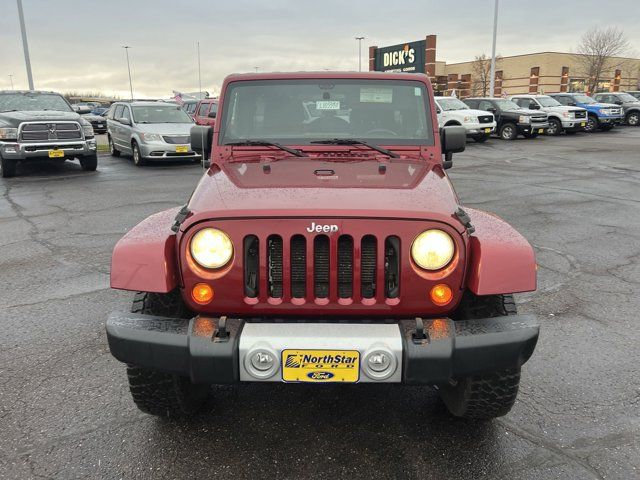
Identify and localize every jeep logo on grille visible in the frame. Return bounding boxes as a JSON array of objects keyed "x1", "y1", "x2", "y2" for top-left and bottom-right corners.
[{"x1": 306, "y1": 222, "x2": 338, "y2": 234}]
